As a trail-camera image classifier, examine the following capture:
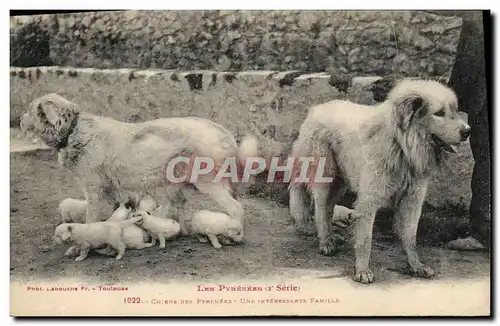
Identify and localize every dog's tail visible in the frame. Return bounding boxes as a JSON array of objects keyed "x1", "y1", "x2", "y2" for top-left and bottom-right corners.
[
  {"x1": 237, "y1": 135, "x2": 259, "y2": 166},
  {"x1": 121, "y1": 216, "x2": 144, "y2": 227}
]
